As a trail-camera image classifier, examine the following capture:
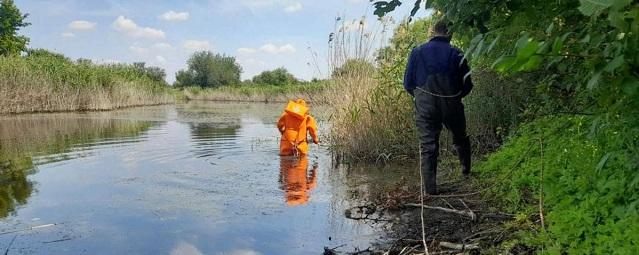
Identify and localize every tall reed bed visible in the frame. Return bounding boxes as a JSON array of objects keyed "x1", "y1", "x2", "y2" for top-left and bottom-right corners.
[{"x1": 0, "y1": 52, "x2": 174, "y2": 114}]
